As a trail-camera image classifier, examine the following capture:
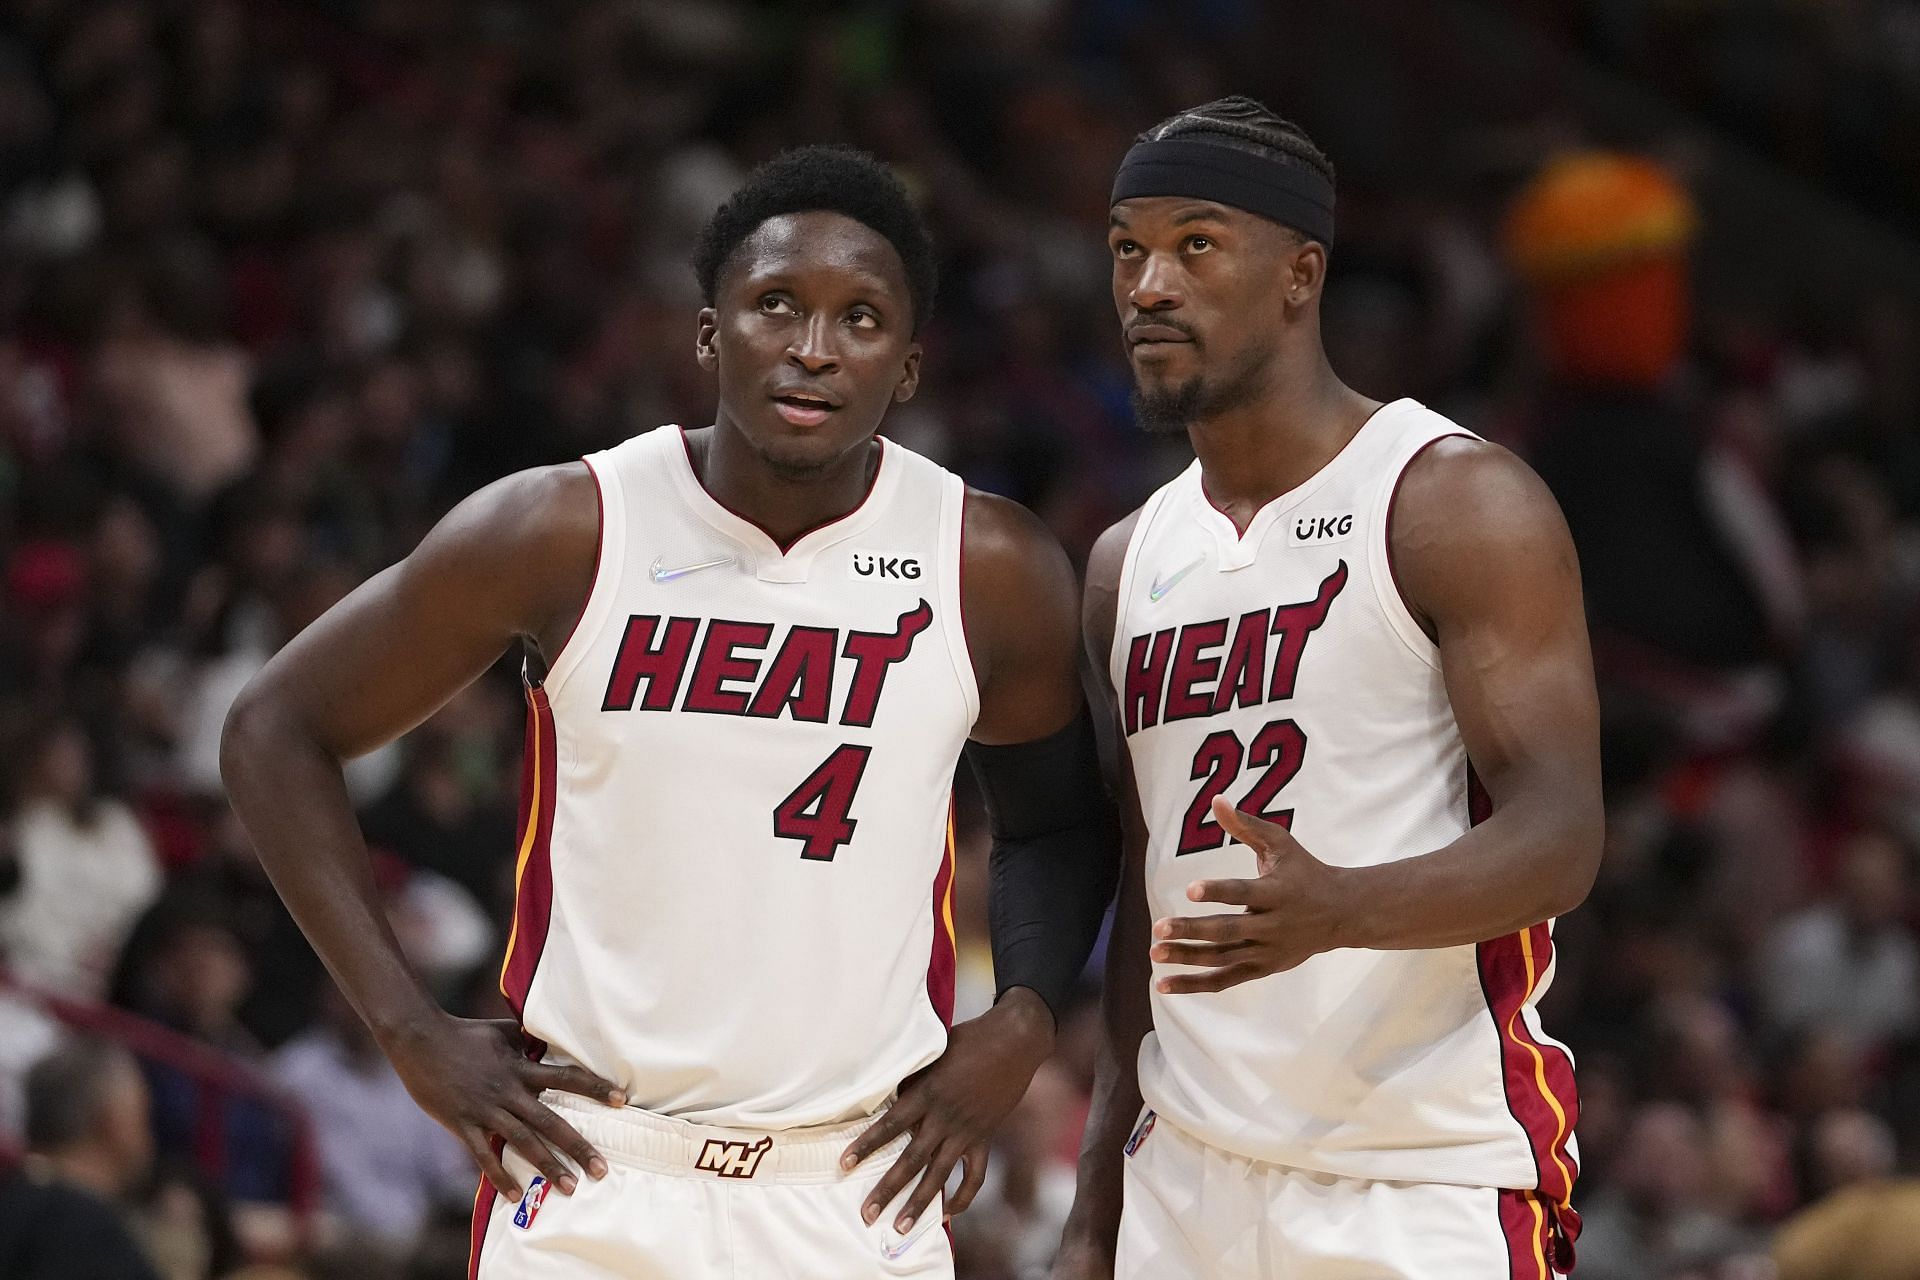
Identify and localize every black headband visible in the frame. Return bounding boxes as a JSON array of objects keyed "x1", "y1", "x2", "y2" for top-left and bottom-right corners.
[{"x1": 1111, "y1": 137, "x2": 1335, "y2": 244}]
